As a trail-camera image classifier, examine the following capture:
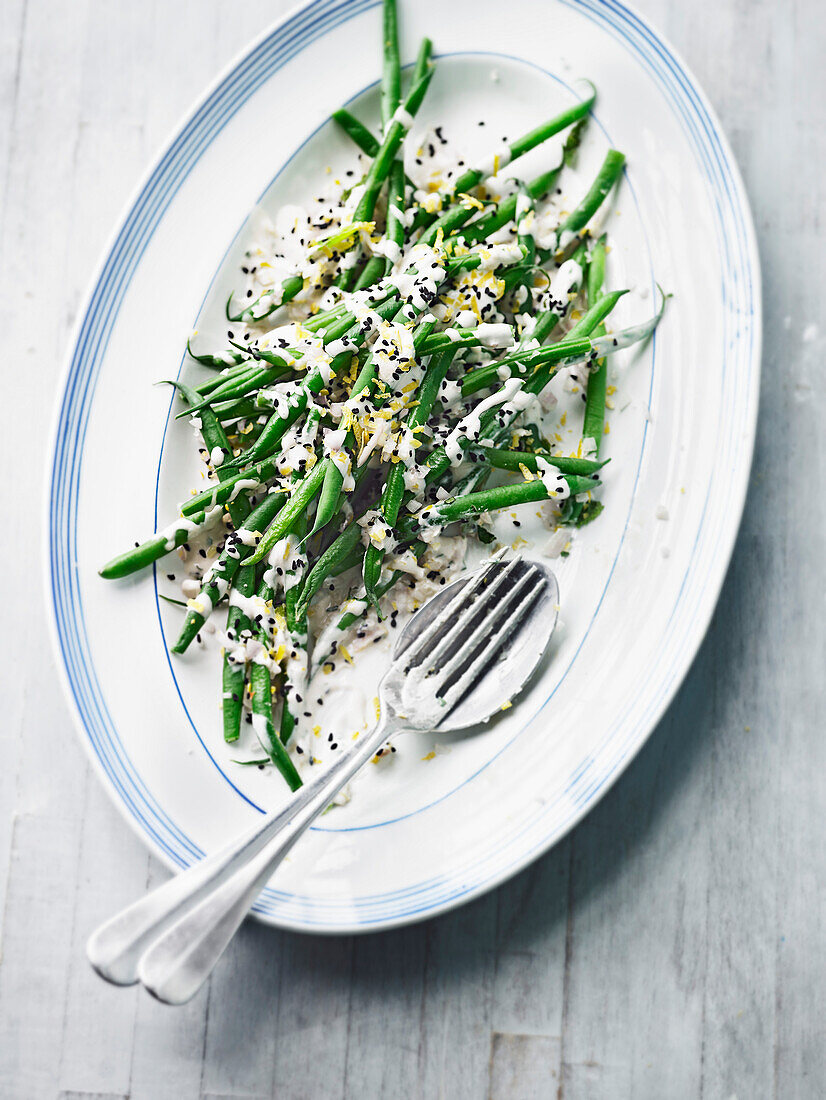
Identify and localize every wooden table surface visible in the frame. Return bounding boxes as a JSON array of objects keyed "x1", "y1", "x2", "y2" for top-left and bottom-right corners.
[{"x1": 1, "y1": 1, "x2": 823, "y2": 1097}]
